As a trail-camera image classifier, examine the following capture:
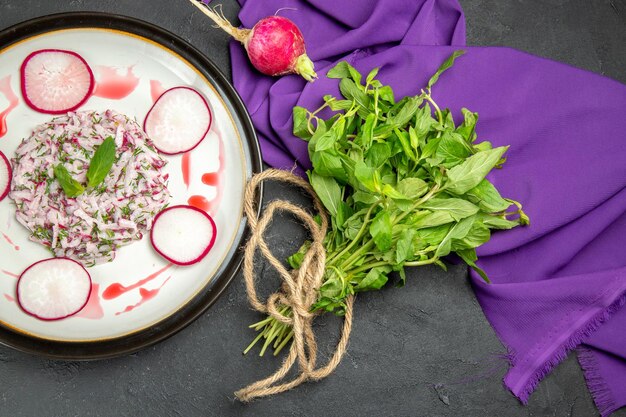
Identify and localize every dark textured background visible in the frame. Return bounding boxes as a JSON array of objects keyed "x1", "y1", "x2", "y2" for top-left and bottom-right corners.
[{"x1": 1, "y1": 1, "x2": 626, "y2": 416}]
